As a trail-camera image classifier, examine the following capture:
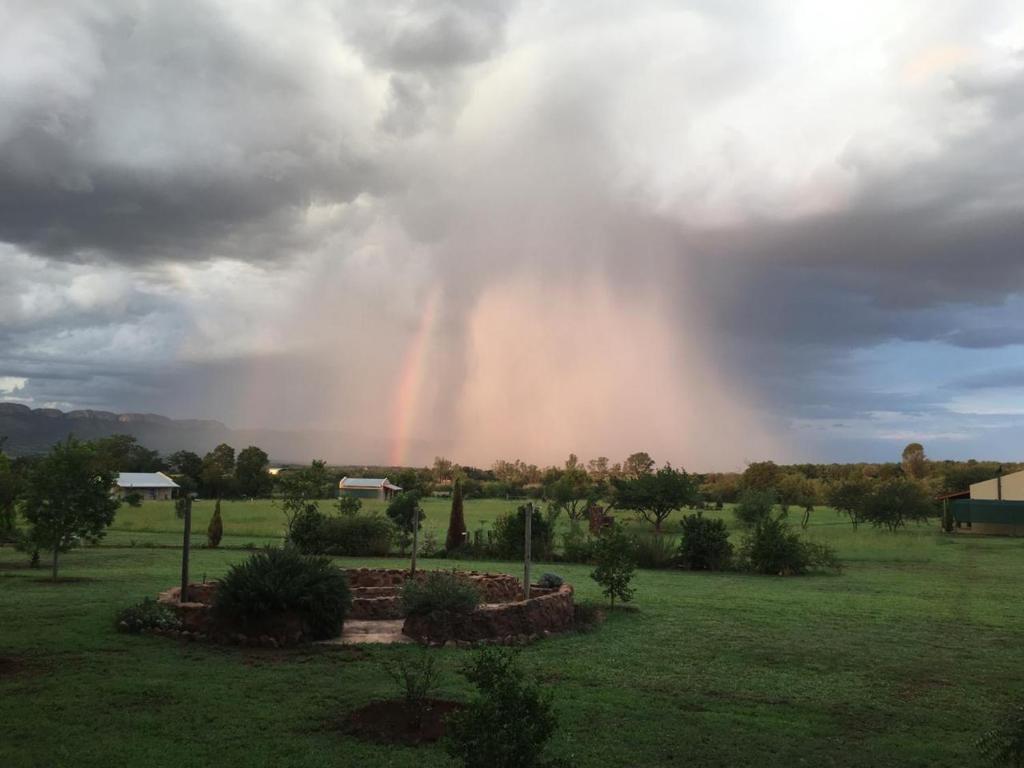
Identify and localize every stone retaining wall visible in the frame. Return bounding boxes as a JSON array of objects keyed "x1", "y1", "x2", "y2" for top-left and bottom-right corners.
[{"x1": 403, "y1": 583, "x2": 575, "y2": 644}]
